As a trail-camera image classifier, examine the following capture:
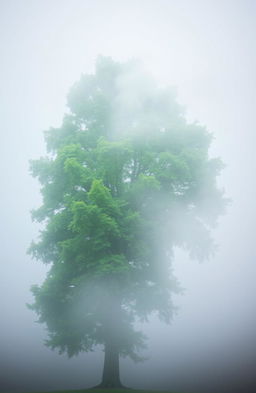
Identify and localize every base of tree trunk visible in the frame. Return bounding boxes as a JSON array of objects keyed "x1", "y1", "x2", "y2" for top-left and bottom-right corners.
[{"x1": 92, "y1": 382, "x2": 131, "y2": 389}]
